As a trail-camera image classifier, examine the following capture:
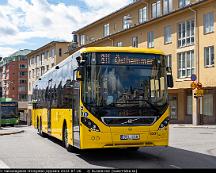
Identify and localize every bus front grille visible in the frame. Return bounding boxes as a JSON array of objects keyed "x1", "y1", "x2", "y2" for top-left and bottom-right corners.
[{"x1": 101, "y1": 116, "x2": 157, "y2": 126}]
